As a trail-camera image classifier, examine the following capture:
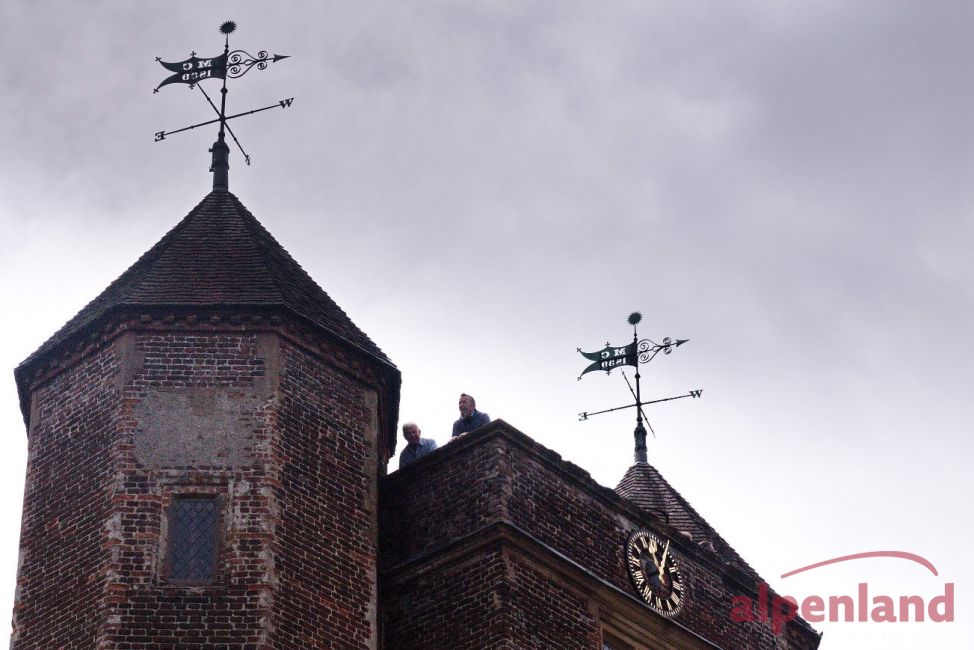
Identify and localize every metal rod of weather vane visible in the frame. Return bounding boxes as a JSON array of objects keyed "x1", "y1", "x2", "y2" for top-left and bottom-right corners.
[
  {"x1": 578, "y1": 391, "x2": 698, "y2": 420},
  {"x1": 219, "y1": 33, "x2": 229, "y2": 137},
  {"x1": 211, "y1": 32, "x2": 231, "y2": 190},
  {"x1": 633, "y1": 325, "x2": 648, "y2": 463}
]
